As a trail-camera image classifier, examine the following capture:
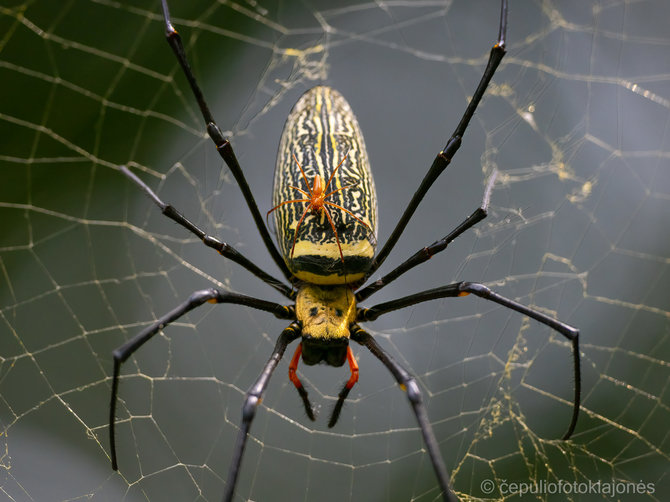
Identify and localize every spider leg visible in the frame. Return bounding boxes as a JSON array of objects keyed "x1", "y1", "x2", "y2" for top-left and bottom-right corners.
[
  {"x1": 366, "y1": 0, "x2": 508, "y2": 278},
  {"x1": 290, "y1": 203, "x2": 313, "y2": 260},
  {"x1": 159, "y1": 0, "x2": 291, "y2": 281},
  {"x1": 223, "y1": 322, "x2": 301, "y2": 502},
  {"x1": 350, "y1": 325, "x2": 458, "y2": 502},
  {"x1": 266, "y1": 197, "x2": 310, "y2": 230},
  {"x1": 324, "y1": 183, "x2": 357, "y2": 199},
  {"x1": 323, "y1": 149, "x2": 350, "y2": 192},
  {"x1": 288, "y1": 343, "x2": 316, "y2": 420},
  {"x1": 324, "y1": 201, "x2": 374, "y2": 234},
  {"x1": 120, "y1": 166, "x2": 293, "y2": 299},
  {"x1": 109, "y1": 288, "x2": 294, "y2": 470},
  {"x1": 328, "y1": 346, "x2": 359, "y2": 428},
  {"x1": 357, "y1": 169, "x2": 496, "y2": 302},
  {"x1": 292, "y1": 152, "x2": 314, "y2": 194},
  {"x1": 323, "y1": 205, "x2": 345, "y2": 266},
  {"x1": 358, "y1": 281, "x2": 580, "y2": 440},
  {"x1": 288, "y1": 185, "x2": 310, "y2": 197}
]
